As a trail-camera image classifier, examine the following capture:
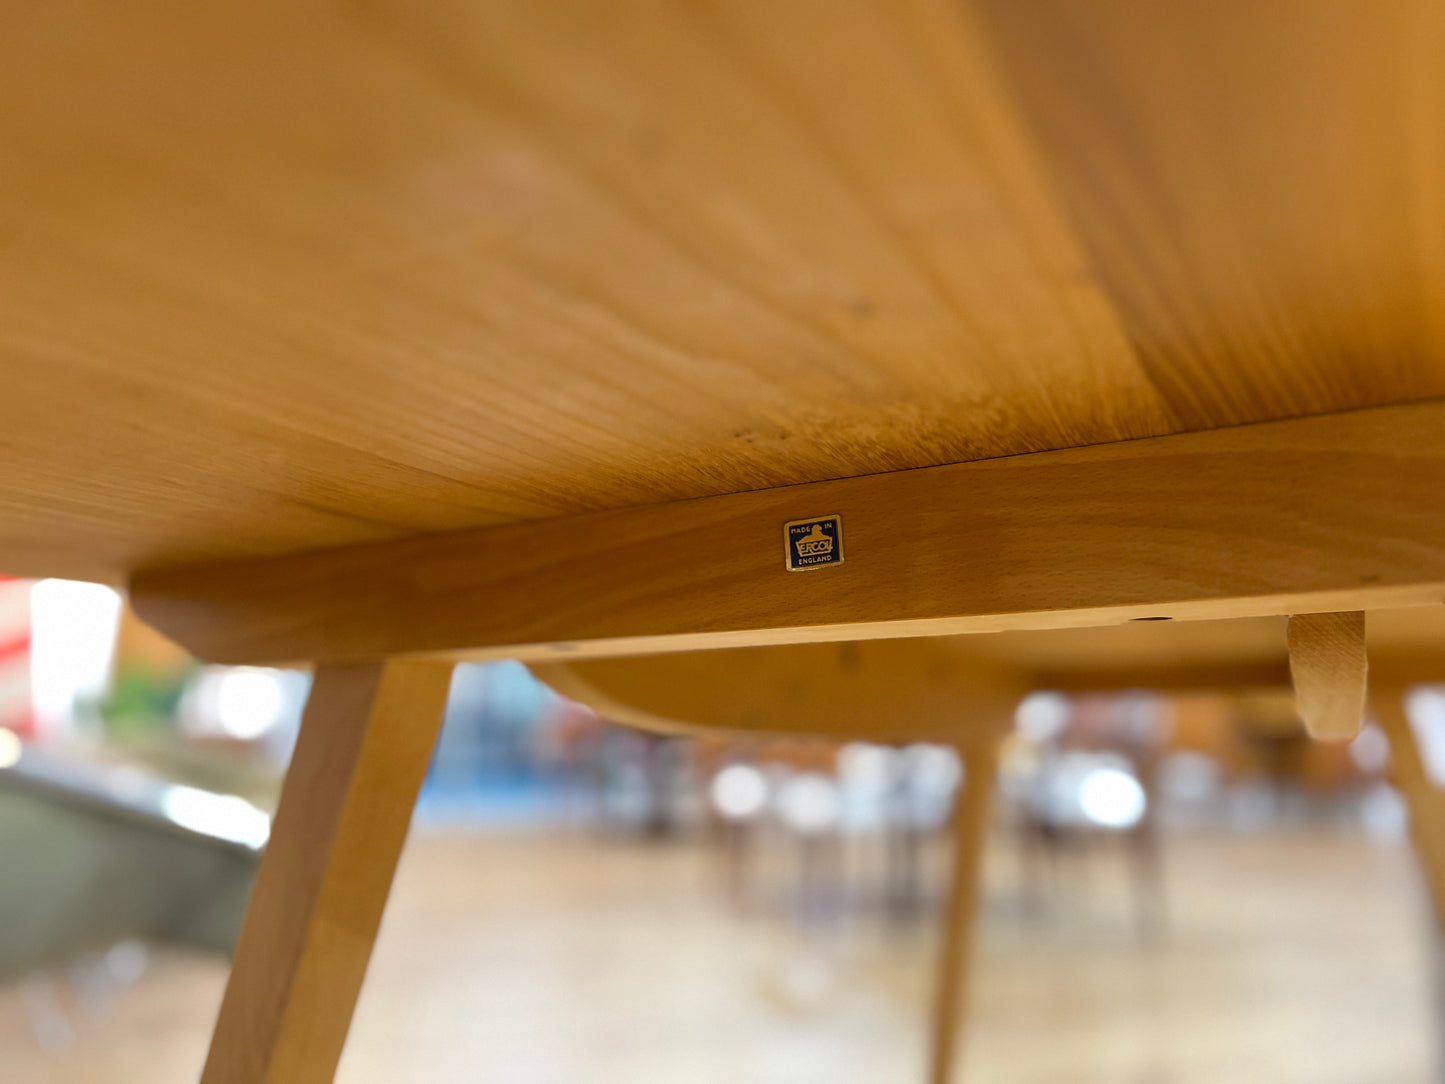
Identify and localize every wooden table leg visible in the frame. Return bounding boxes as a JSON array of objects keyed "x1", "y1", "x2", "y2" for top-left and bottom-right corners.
[
  {"x1": 201, "y1": 658, "x2": 455, "y2": 1084},
  {"x1": 1373, "y1": 687, "x2": 1445, "y2": 926},
  {"x1": 928, "y1": 739, "x2": 1000, "y2": 1084}
]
